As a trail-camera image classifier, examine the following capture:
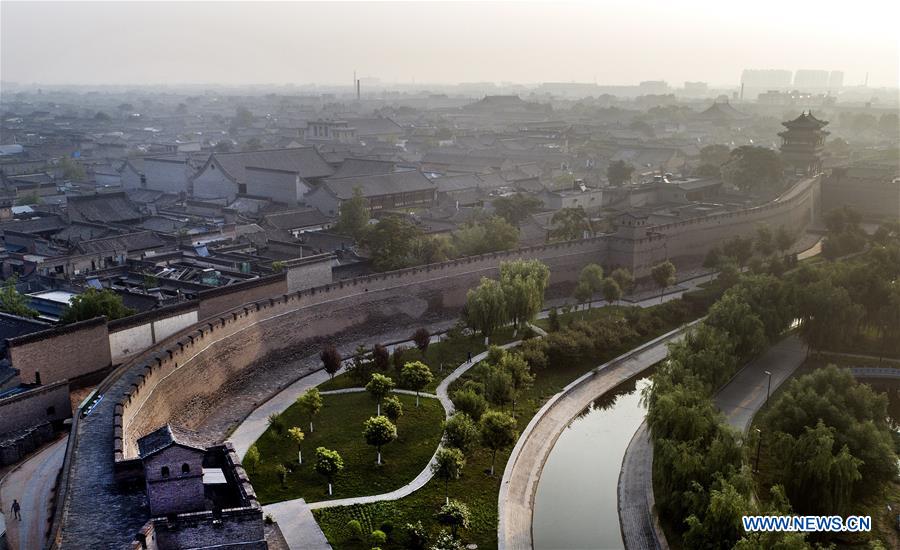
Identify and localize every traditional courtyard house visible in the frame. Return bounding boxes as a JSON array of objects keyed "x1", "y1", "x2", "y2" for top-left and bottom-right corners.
[
  {"x1": 305, "y1": 170, "x2": 437, "y2": 216},
  {"x1": 191, "y1": 147, "x2": 334, "y2": 203}
]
